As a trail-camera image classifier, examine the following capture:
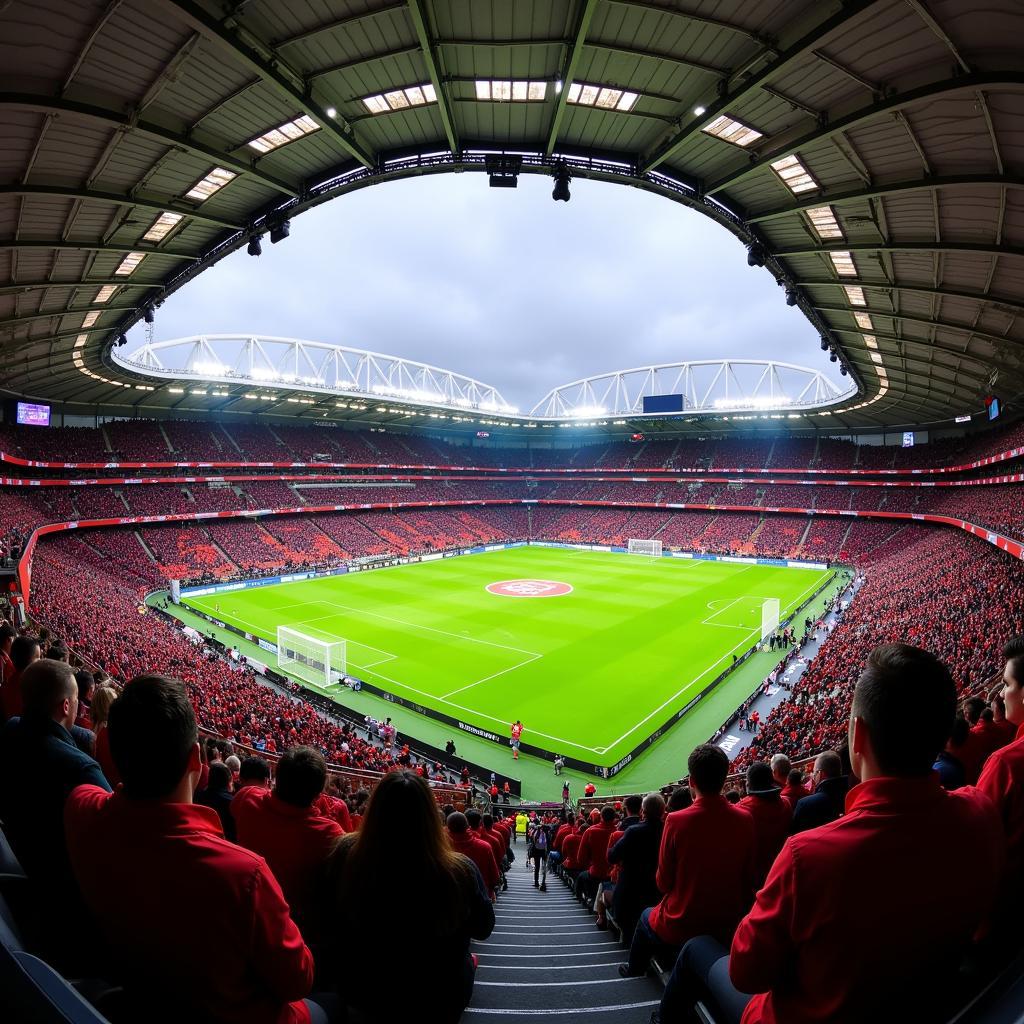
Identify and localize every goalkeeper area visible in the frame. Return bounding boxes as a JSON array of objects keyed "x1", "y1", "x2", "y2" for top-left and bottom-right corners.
[{"x1": 180, "y1": 546, "x2": 835, "y2": 771}]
